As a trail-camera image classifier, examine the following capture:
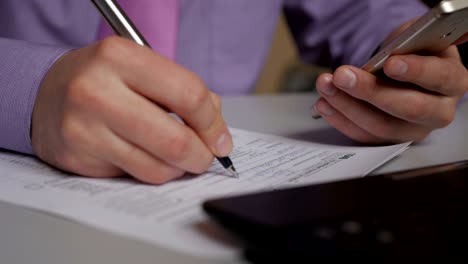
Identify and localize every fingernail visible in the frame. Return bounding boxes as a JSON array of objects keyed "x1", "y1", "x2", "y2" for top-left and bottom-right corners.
[
  {"x1": 334, "y1": 69, "x2": 357, "y2": 89},
  {"x1": 316, "y1": 100, "x2": 335, "y2": 116},
  {"x1": 387, "y1": 59, "x2": 408, "y2": 77},
  {"x1": 214, "y1": 132, "x2": 232, "y2": 156},
  {"x1": 318, "y1": 76, "x2": 337, "y2": 96},
  {"x1": 310, "y1": 104, "x2": 322, "y2": 119}
]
